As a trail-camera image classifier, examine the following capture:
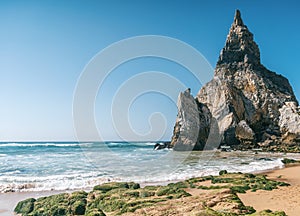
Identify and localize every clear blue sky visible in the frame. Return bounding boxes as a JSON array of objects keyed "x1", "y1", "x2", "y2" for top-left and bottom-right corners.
[{"x1": 0, "y1": 0, "x2": 299, "y2": 141}]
